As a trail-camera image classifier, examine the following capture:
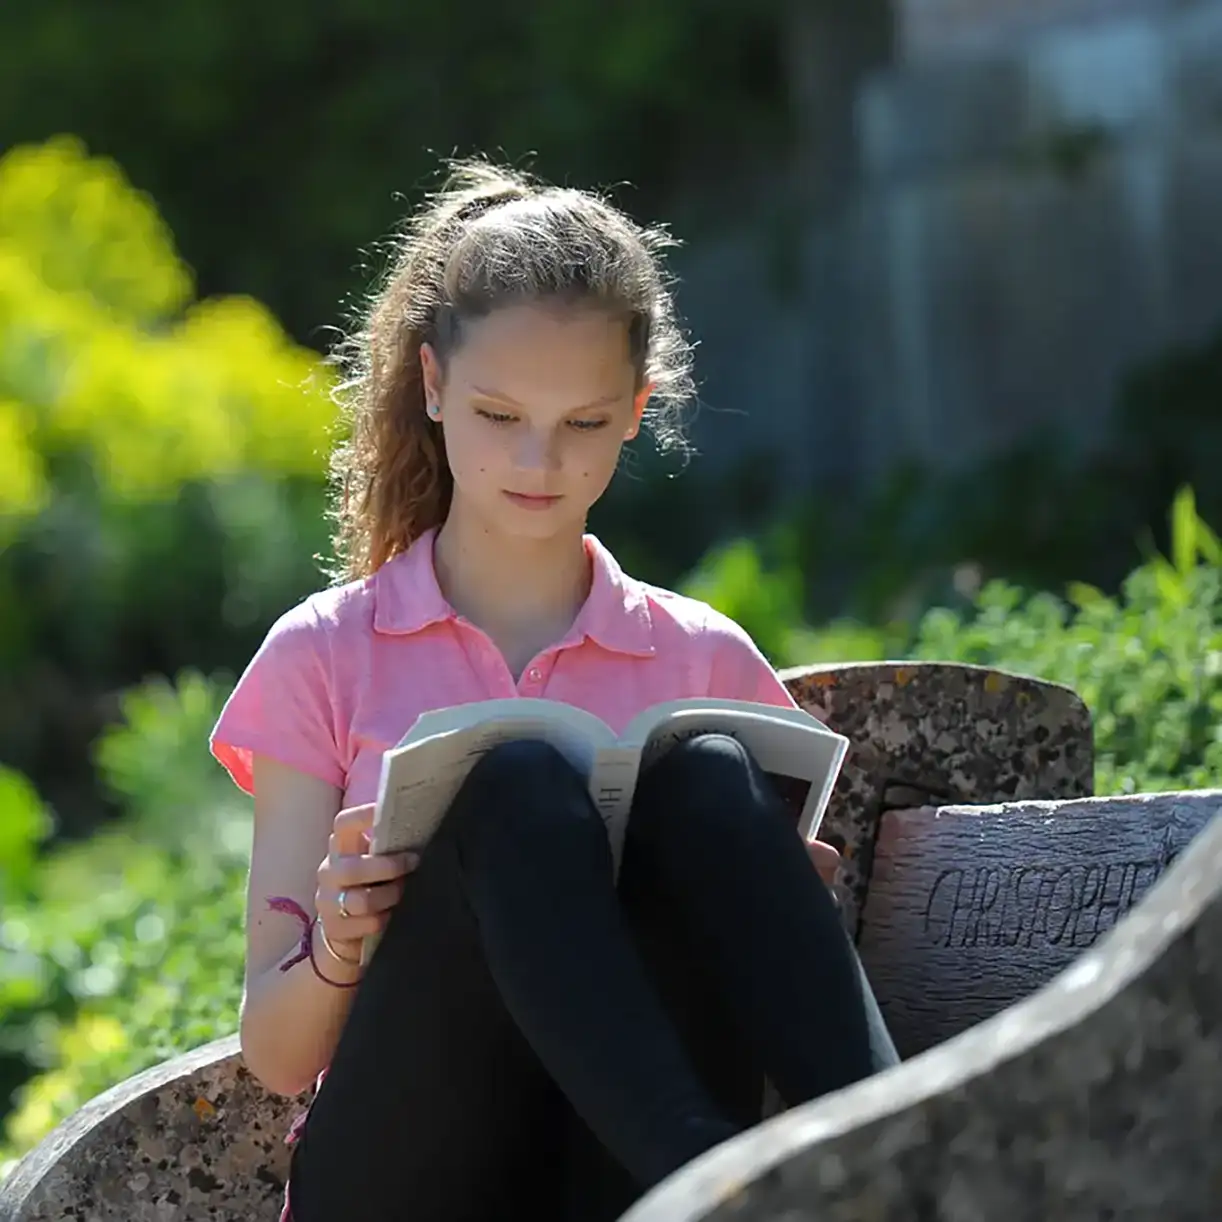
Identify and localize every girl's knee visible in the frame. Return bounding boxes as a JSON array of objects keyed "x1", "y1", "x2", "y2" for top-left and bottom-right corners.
[
  {"x1": 455, "y1": 738, "x2": 605, "y2": 853},
  {"x1": 633, "y1": 733, "x2": 761, "y2": 840},
  {"x1": 651, "y1": 732, "x2": 755, "y2": 793},
  {"x1": 466, "y1": 738, "x2": 577, "y2": 790}
]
